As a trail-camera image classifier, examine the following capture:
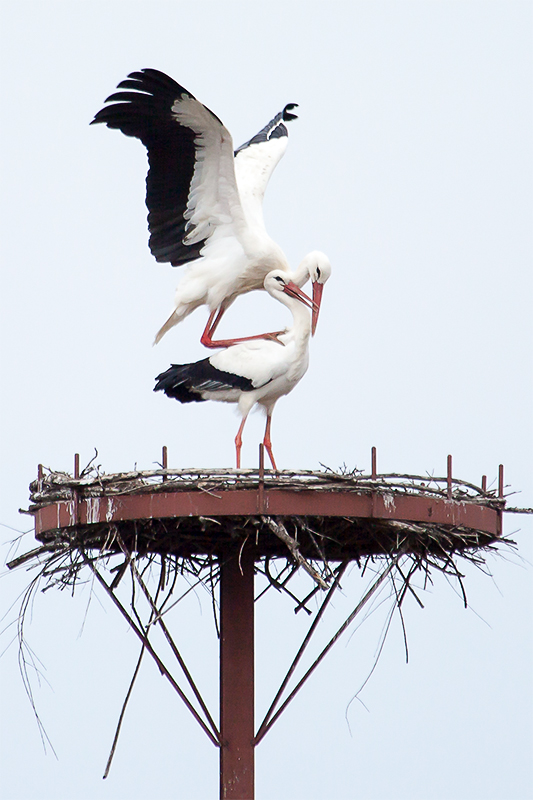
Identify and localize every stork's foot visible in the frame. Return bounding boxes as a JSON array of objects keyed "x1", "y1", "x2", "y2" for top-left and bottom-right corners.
[
  {"x1": 202, "y1": 330, "x2": 286, "y2": 349},
  {"x1": 261, "y1": 331, "x2": 286, "y2": 345}
]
